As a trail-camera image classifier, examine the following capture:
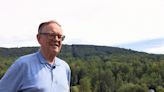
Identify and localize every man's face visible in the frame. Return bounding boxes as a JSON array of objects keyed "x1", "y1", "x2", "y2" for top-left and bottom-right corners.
[{"x1": 37, "y1": 23, "x2": 64, "y2": 55}]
